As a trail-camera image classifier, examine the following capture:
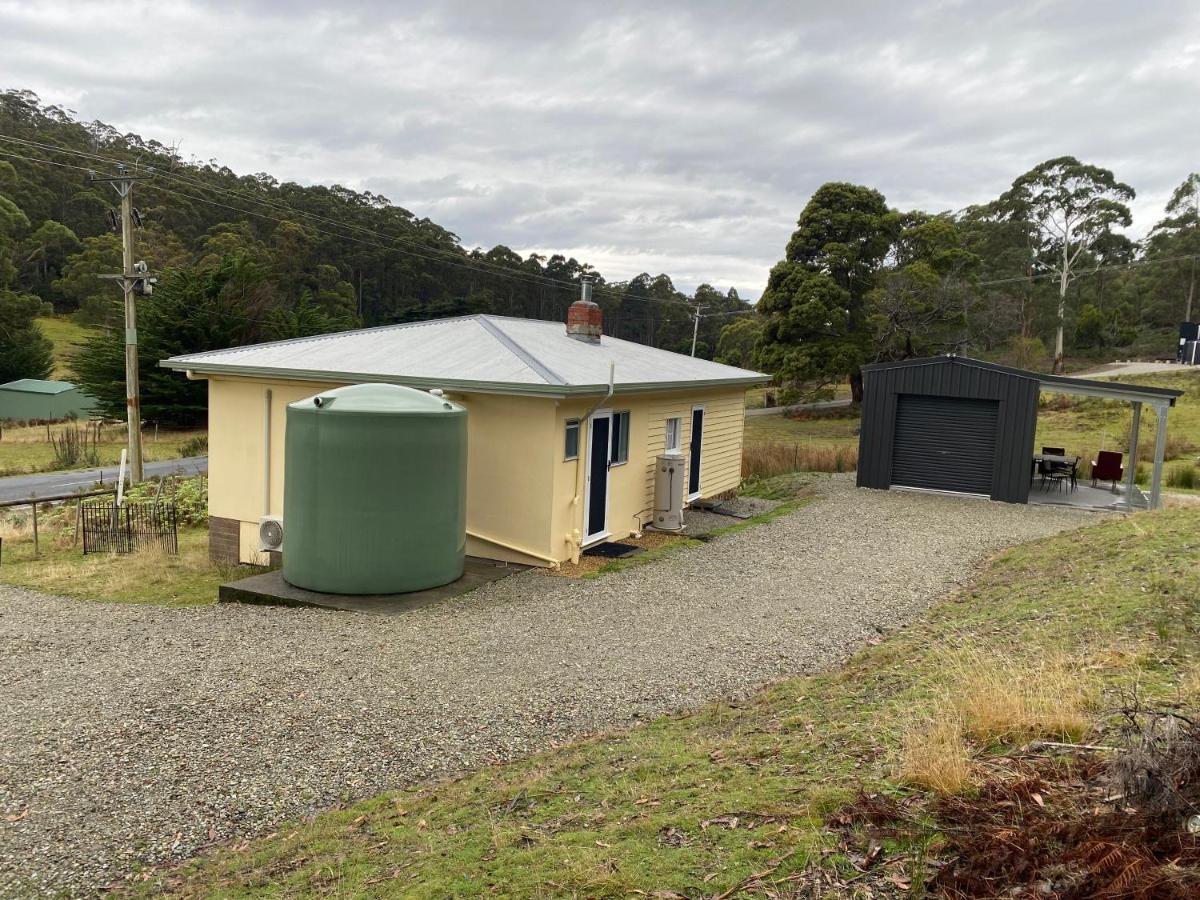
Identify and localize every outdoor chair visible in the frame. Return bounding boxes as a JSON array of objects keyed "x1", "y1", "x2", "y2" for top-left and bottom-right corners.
[{"x1": 1091, "y1": 450, "x2": 1124, "y2": 490}]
